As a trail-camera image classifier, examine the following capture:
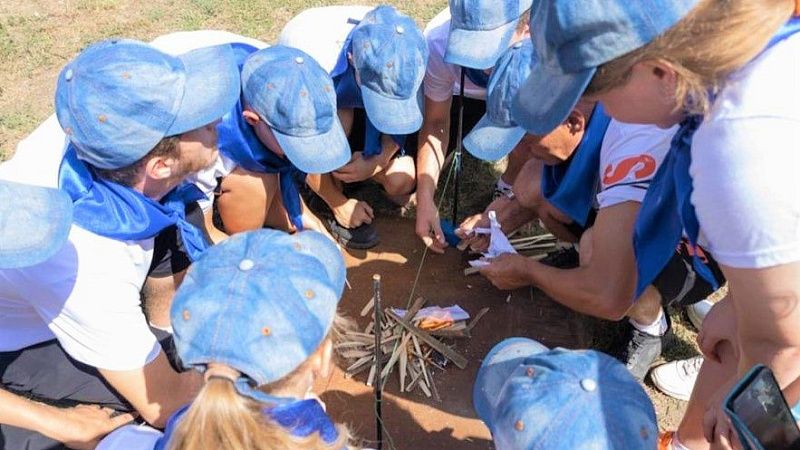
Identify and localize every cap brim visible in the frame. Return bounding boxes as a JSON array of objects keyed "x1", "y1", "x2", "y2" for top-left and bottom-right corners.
[
  {"x1": 272, "y1": 118, "x2": 351, "y2": 175},
  {"x1": 473, "y1": 337, "x2": 549, "y2": 424},
  {"x1": 166, "y1": 44, "x2": 242, "y2": 136},
  {"x1": 463, "y1": 114, "x2": 527, "y2": 161},
  {"x1": 511, "y1": 64, "x2": 595, "y2": 136},
  {"x1": 0, "y1": 182, "x2": 73, "y2": 269},
  {"x1": 444, "y1": 20, "x2": 517, "y2": 70},
  {"x1": 360, "y1": 86, "x2": 423, "y2": 135}
]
